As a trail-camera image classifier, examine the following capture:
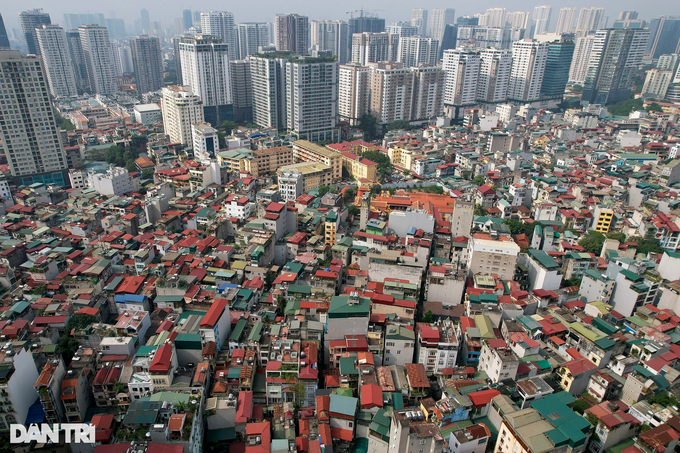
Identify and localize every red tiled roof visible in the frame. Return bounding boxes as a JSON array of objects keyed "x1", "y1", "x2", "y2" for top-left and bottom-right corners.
[{"x1": 200, "y1": 299, "x2": 228, "y2": 327}]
